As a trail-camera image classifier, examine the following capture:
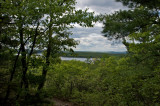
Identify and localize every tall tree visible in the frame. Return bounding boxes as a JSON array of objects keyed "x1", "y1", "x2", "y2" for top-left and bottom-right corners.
[
  {"x1": 102, "y1": 8, "x2": 158, "y2": 51},
  {"x1": 37, "y1": 0, "x2": 96, "y2": 91},
  {"x1": 102, "y1": 0, "x2": 160, "y2": 68},
  {"x1": 1, "y1": 0, "x2": 96, "y2": 100},
  {"x1": 1, "y1": 0, "x2": 44, "y2": 101}
]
